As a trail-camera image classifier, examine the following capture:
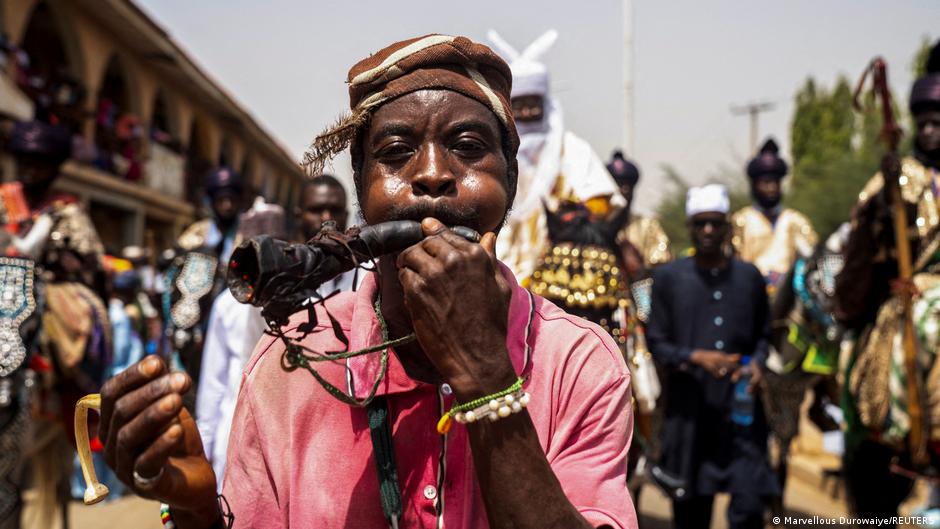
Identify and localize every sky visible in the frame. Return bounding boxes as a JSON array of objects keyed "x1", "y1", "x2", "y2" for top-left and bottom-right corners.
[{"x1": 135, "y1": 0, "x2": 938, "y2": 214}]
